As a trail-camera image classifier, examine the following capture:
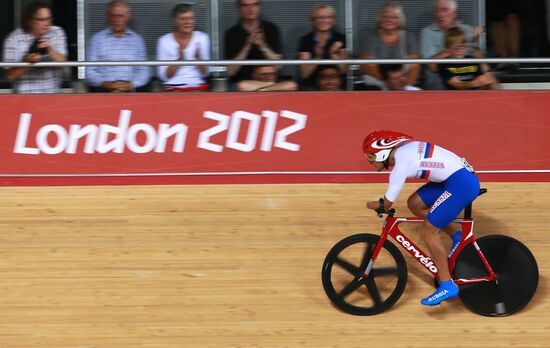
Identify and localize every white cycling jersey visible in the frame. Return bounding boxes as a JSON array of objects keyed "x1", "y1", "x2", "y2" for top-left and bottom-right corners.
[{"x1": 385, "y1": 141, "x2": 474, "y2": 202}]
